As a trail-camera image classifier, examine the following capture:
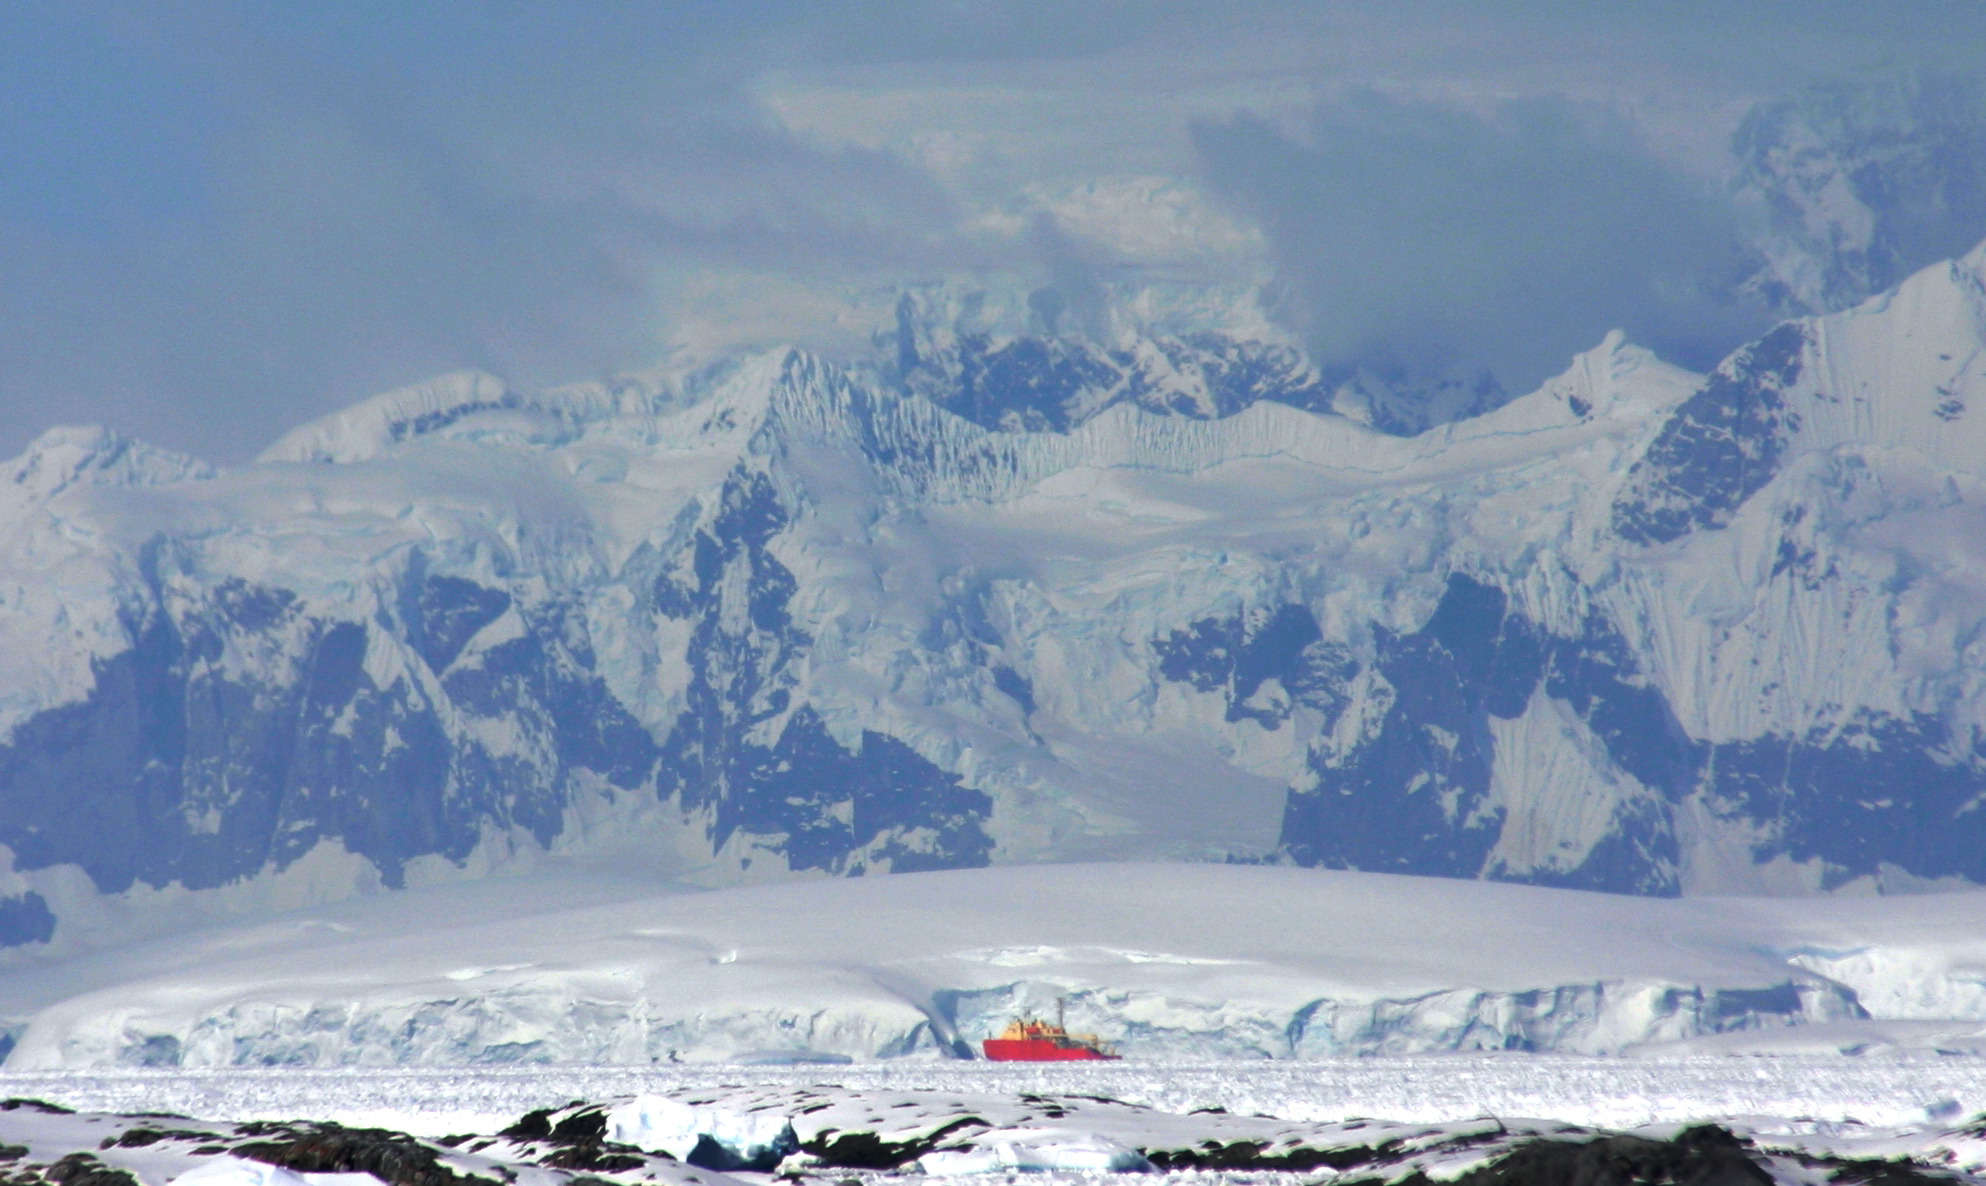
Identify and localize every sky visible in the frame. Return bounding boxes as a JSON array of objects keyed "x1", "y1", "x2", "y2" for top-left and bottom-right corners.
[{"x1": 4, "y1": 2, "x2": 1986, "y2": 463}]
